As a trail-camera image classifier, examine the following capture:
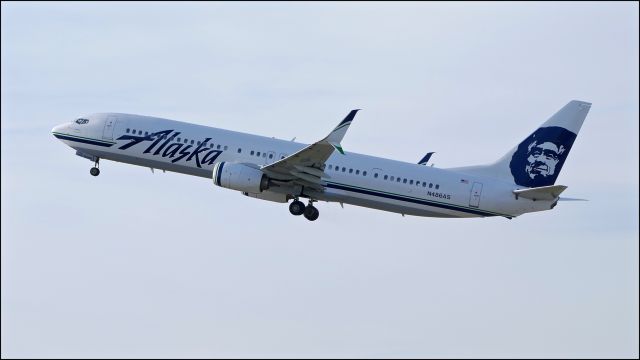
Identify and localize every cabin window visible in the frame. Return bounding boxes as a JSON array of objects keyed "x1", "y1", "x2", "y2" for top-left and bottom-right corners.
[
  {"x1": 126, "y1": 128, "x2": 130, "y2": 133},
  {"x1": 374, "y1": 173, "x2": 378, "y2": 178},
  {"x1": 416, "y1": 181, "x2": 420, "y2": 187},
  {"x1": 383, "y1": 175, "x2": 387, "y2": 180},
  {"x1": 217, "y1": 145, "x2": 221, "y2": 149},
  {"x1": 403, "y1": 178, "x2": 407, "y2": 184},
  {"x1": 363, "y1": 171, "x2": 367, "y2": 176},
  {"x1": 435, "y1": 184, "x2": 440, "y2": 189},
  {"x1": 268, "y1": 153, "x2": 272, "y2": 159},
  {"x1": 429, "y1": 183, "x2": 433, "y2": 188},
  {"x1": 138, "y1": 130, "x2": 142, "y2": 135},
  {"x1": 397, "y1": 177, "x2": 401, "y2": 182},
  {"x1": 342, "y1": 167, "x2": 346, "y2": 172},
  {"x1": 422, "y1": 182, "x2": 426, "y2": 187},
  {"x1": 256, "y1": 151, "x2": 261, "y2": 157},
  {"x1": 145, "y1": 131, "x2": 149, "y2": 136},
  {"x1": 355, "y1": 170, "x2": 360, "y2": 175},
  {"x1": 237, "y1": 148, "x2": 242, "y2": 153},
  {"x1": 176, "y1": 137, "x2": 181, "y2": 142},
  {"x1": 197, "y1": 141, "x2": 201, "y2": 145},
  {"x1": 250, "y1": 150, "x2": 254, "y2": 155},
  {"x1": 190, "y1": 140, "x2": 194, "y2": 145},
  {"x1": 349, "y1": 168, "x2": 353, "y2": 173},
  {"x1": 409, "y1": 180, "x2": 413, "y2": 185},
  {"x1": 328, "y1": 165, "x2": 332, "y2": 170}
]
